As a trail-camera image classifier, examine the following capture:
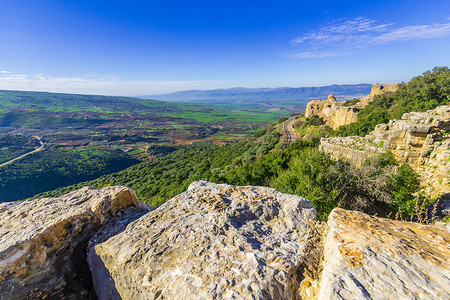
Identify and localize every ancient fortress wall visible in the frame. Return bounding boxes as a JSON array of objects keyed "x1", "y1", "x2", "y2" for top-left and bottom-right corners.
[
  {"x1": 320, "y1": 105, "x2": 450, "y2": 197},
  {"x1": 305, "y1": 83, "x2": 399, "y2": 130}
]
